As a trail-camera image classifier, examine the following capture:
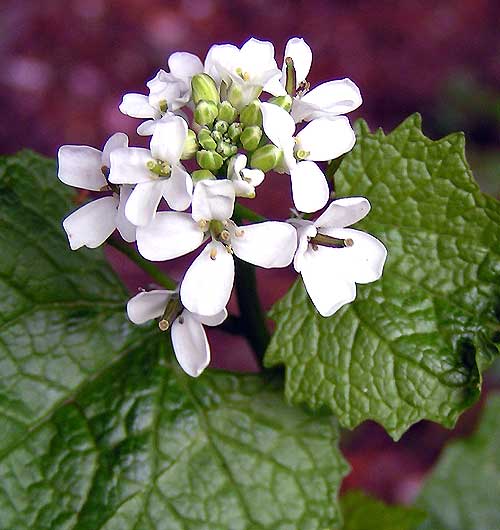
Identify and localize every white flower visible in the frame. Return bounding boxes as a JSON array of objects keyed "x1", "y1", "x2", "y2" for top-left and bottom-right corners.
[
  {"x1": 260, "y1": 102, "x2": 356, "y2": 213},
  {"x1": 108, "y1": 115, "x2": 193, "y2": 226},
  {"x1": 204, "y1": 38, "x2": 281, "y2": 108},
  {"x1": 227, "y1": 154, "x2": 265, "y2": 198},
  {"x1": 127, "y1": 289, "x2": 226, "y2": 377},
  {"x1": 57, "y1": 133, "x2": 136, "y2": 249},
  {"x1": 120, "y1": 51, "x2": 203, "y2": 135},
  {"x1": 291, "y1": 197, "x2": 387, "y2": 317},
  {"x1": 266, "y1": 37, "x2": 362, "y2": 124}
]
